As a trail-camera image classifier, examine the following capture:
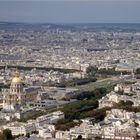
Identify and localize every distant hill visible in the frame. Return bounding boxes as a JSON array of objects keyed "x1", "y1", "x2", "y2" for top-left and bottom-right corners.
[{"x1": 0, "y1": 22, "x2": 140, "y2": 32}]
